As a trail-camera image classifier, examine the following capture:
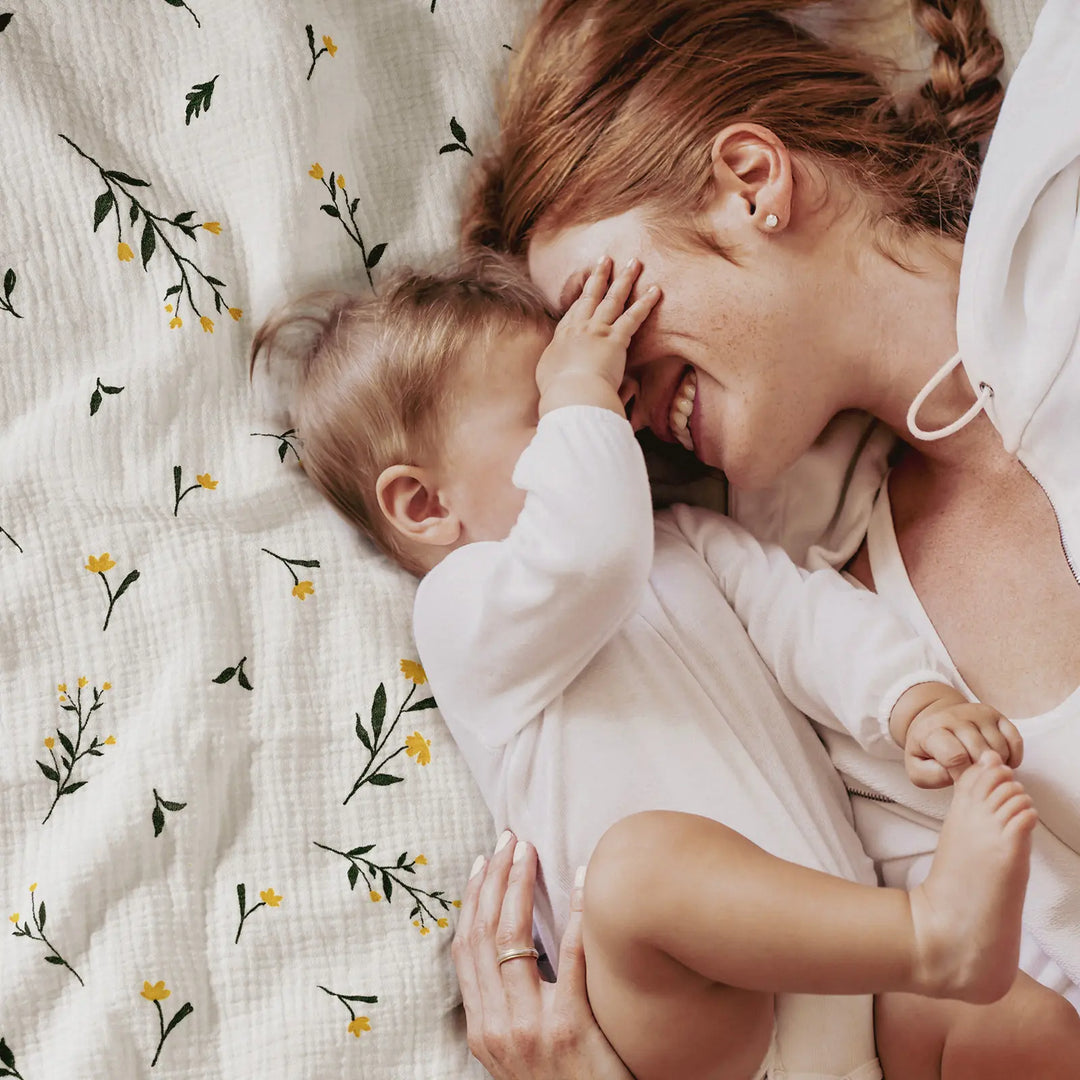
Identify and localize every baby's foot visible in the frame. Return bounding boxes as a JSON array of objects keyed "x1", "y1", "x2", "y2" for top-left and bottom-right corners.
[{"x1": 908, "y1": 751, "x2": 1037, "y2": 1004}]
